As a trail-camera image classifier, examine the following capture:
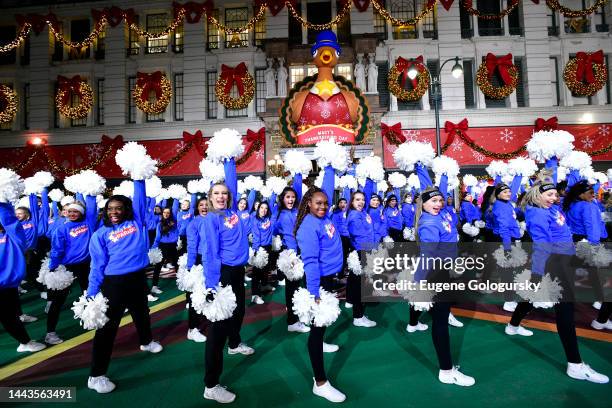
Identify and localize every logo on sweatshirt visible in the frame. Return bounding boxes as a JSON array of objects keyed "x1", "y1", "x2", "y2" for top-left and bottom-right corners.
[
  {"x1": 0, "y1": 236, "x2": 6, "y2": 244},
  {"x1": 224, "y1": 213, "x2": 239, "y2": 229},
  {"x1": 443, "y1": 212, "x2": 453, "y2": 223},
  {"x1": 241, "y1": 212, "x2": 250, "y2": 220},
  {"x1": 391, "y1": 210, "x2": 398, "y2": 217},
  {"x1": 555, "y1": 211, "x2": 565, "y2": 226},
  {"x1": 108, "y1": 225, "x2": 137, "y2": 243},
  {"x1": 442, "y1": 220, "x2": 452, "y2": 233},
  {"x1": 182, "y1": 213, "x2": 192, "y2": 220},
  {"x1": 69, "y1": 225, "x2": 89, "y2": 238},
  {"x1": 22, "y1": 222, "x2": 33, "y2": 230},
  {"x1": 325, "y1": 223, "x2": 336, "y2": 239},
  {"x1": 261, "y1": 220, "x2": 271, "y2": 230},
  {"x1": 366, "y1": 214, "x2": 372, "y2": 224}
]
